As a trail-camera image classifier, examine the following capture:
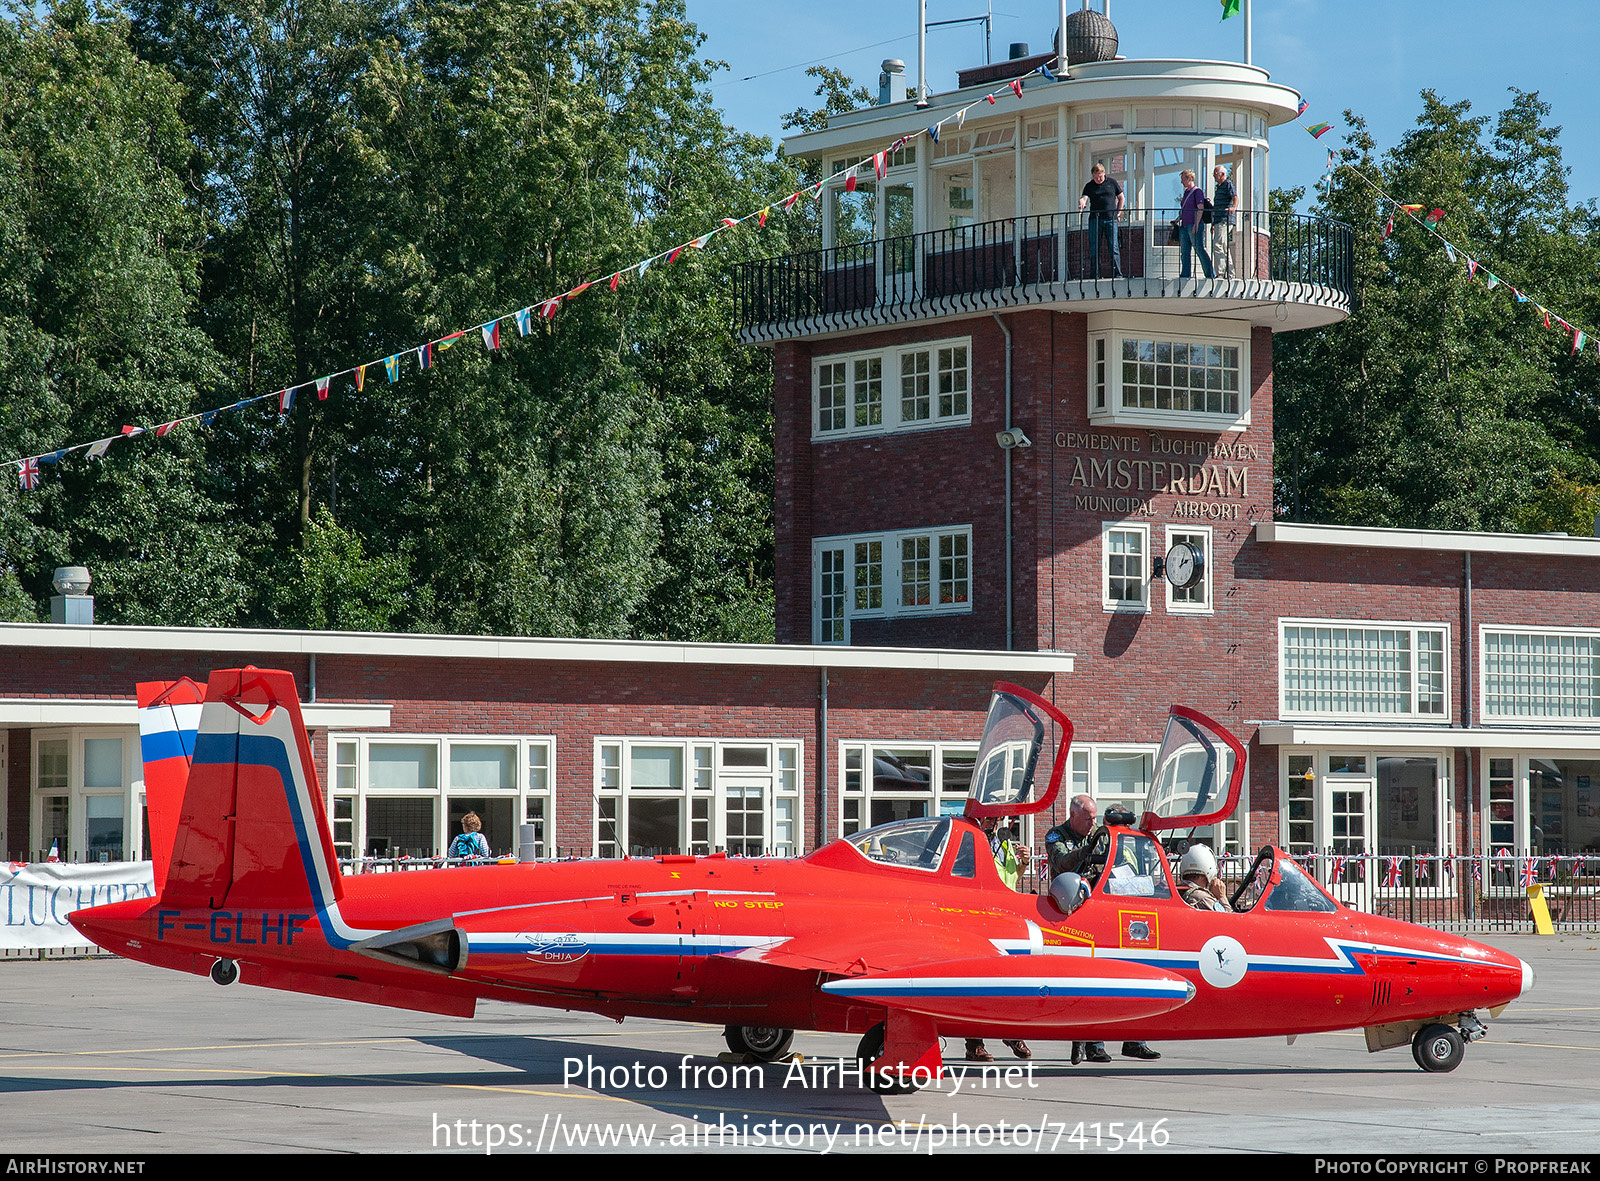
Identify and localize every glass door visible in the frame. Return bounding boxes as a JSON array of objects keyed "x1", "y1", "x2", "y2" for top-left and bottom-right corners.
[{"x1": 1323, "y1": 754, "x2": 1375, "y2": 907}]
